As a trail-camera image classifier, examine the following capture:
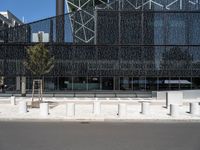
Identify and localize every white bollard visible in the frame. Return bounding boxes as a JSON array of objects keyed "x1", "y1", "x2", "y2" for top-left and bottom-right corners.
[
  {"x1": 19, "y1": 101, "x2": 27, "y2": 114},
  {"x1": 170, "y1": 104, "x2": 179, "y2": 117},
  {"x1": 10, "y1": 96, "x2": 16, "y2": 105},
  {"x1": 118, "y1": 103, "x2": 127, "y2": 117},
  {"x1": 40, "y1": 103, "x2": 49, "y2": 117},
  {"x1": 66, "y1": 103, "x2": 75, "y2": 117},
  {"x1": 141, "y1": 102, "x2": 151, "y2": 115},
  {"x1": 93, "y1": 101, "x2": 101, "y2": 115},
  {"x1": 190, "y1": 102, "x2": 199, "y2": 116}
]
